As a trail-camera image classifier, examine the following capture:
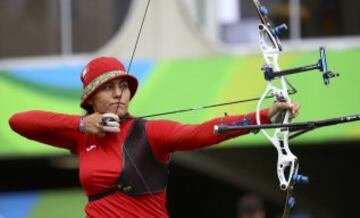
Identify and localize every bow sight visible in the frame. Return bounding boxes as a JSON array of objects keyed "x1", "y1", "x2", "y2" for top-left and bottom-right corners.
[{"x1": 262, "y1": 47, "x2": 339, "y2": 85}]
